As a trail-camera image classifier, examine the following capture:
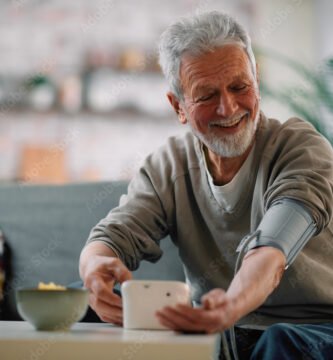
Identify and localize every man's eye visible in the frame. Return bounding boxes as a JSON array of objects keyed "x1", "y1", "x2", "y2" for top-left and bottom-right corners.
[
  {"x1": 231, "y1": 85, "x2": 247, "y2": 92},
  {"x1": 198, "y1": 93, "x2": 215, "y2": 102}
]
